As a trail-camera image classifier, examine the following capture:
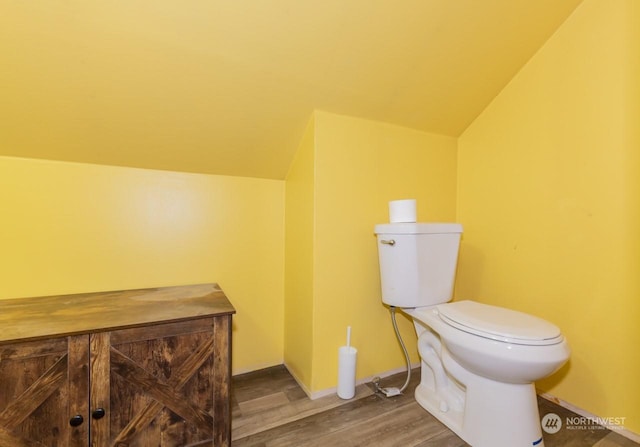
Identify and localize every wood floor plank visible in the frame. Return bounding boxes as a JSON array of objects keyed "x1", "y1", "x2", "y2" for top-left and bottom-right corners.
[
  {"x1": 233, "y1": 391, "x2": 428, "y2": 446},
  {"x1": 302, "y1": 400, "x2": 453, "y2": 447},
  {"x1": 238, "y1": 392, "x2": 291, "y2": 415},
  {"x1": 233, "y1": 381, "x2": 374, "y2": 439},
  {"x1": 233, "y1": 365, "x2": 300, "y2": 404},
  {"x1": 231, "y1": 366, "x2": 639, "y2": 447},
  {"x1": 414, "y1": 429, "x2": 469, "y2": 447}
]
